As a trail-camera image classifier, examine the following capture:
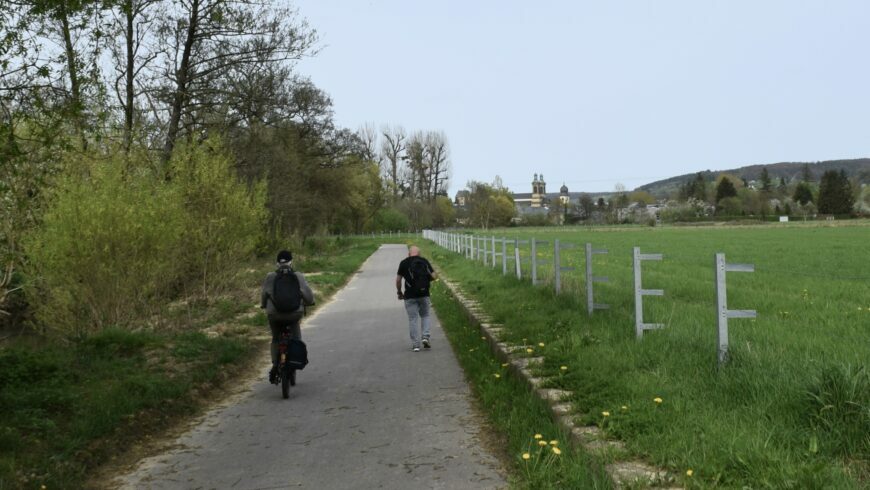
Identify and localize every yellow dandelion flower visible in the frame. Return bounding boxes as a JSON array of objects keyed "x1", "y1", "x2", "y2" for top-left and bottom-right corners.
[
  {"x1": 549, "y1": 440, "x2": 558, "y2": 446},
  {"x1": 494, "y1": 374, "x2": 501, "y2": 378},
  {"x1": 526, "y1": 348, "x2": 534, "y2": 353},
  {"x1": 621, "y1": 405, "x2": 628, "y2": 411},
  {"x1": 501, "y1": 363, "x2": 509, "y2": 367},
  {"x1": 522, "y1": 452, "x2": 531, "y2": 460},
  {"x1": 534, "y1": 433, "x2": 543, "y2": 440},
  {"x1": 602, "y1": 411, "x2": 610, "y2": 417},
  {"x1": 538, "y1": 342, "x2": 545, "y2": 347},
  {"x1": 551, "y1": 447, "x2": 562, "y2": 455},
  {"x1": 538, "y1": 440, "x2": 548, "y2": 446},
  {"x1": 686, "y1": 469, "x2": 694, "y2": 477},
  {"x1": 653, "y1": 397, "x2": 663, "y2": 404},
  {"x1": 560, "y1": 366, "x2": 568, "y2": 371}
]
